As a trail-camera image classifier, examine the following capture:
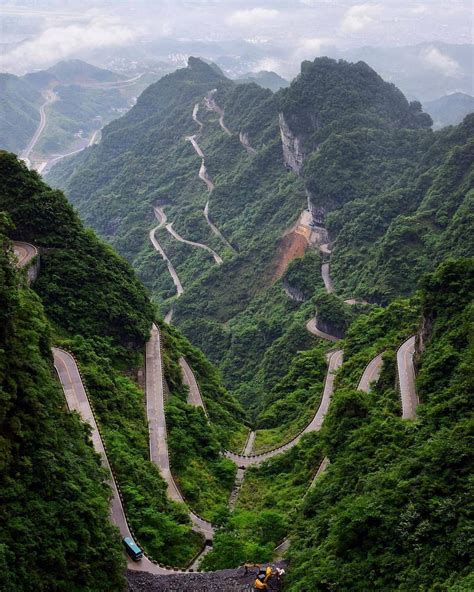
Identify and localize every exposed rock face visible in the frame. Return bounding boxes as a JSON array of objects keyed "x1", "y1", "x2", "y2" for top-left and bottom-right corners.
[{"x1": 279, "y1": 113, "x2": 304, "y2": 174}]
